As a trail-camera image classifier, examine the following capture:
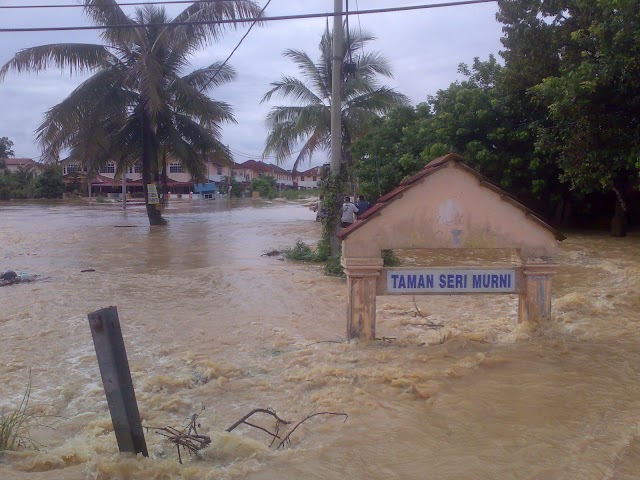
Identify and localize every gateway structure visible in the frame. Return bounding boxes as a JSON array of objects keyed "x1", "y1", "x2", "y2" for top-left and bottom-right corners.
[{"x1": 338, "y1": 153, "x2": 565, "y2": 341}]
